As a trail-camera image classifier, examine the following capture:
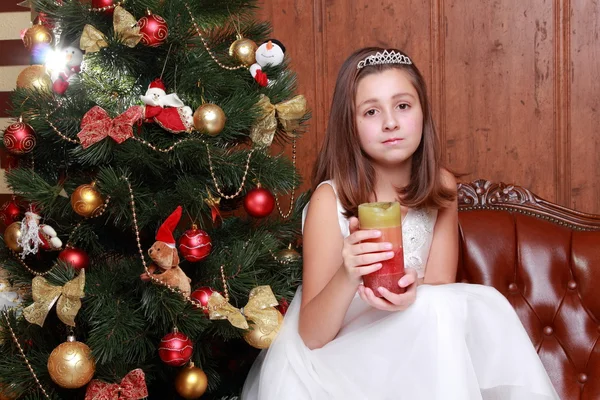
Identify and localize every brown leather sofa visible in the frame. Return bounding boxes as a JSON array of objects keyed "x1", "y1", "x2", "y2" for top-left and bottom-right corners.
[{"x1": 457, "y1": 180, "x2": 600, "y2": 400}]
